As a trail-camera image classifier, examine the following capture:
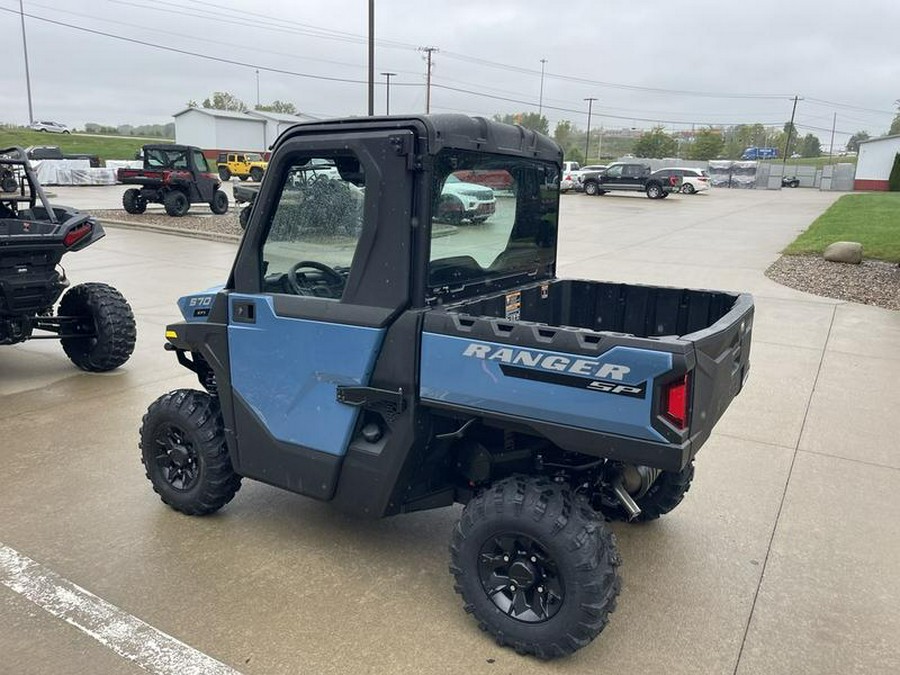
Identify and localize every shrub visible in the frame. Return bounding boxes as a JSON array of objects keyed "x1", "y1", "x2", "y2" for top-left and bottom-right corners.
[{"x1": 888, "y1": 153, "x2": 900, "y2": 192}]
